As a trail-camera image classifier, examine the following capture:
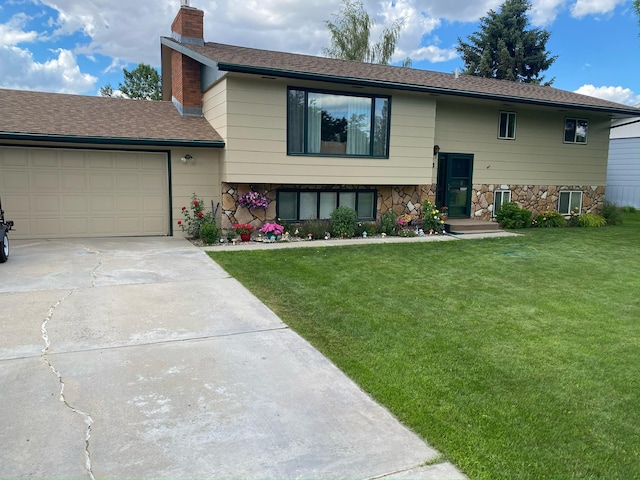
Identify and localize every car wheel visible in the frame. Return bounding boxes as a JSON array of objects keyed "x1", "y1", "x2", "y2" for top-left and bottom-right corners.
[{"x1": 0, "y1": 229, "x2": 8, "y2": 263}]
